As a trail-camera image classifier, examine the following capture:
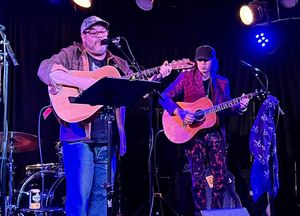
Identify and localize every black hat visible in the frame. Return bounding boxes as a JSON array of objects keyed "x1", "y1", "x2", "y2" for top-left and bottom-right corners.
[{"x1": 194, "y1": 45, "x2": 216, "y2": 60}]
